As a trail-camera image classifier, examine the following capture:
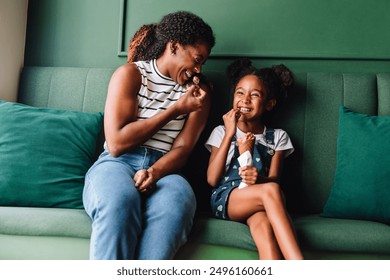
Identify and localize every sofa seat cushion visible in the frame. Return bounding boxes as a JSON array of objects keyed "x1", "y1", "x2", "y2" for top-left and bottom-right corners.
[
  {"x1": 0, "y1": 206, "x2": 91, "y2": 239},
  {"x1": 191, "y1": 215, "x2": 390, "y2": 256},
  {"x1": 176, "y1": 243, "x2": 258, "y2": 260},
  {"x1": 190, "y1": 216, "x2": 257, "y2": 252},
  {"x1": 294, "y1": 215, "x2": 390, "y2": 255}
]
